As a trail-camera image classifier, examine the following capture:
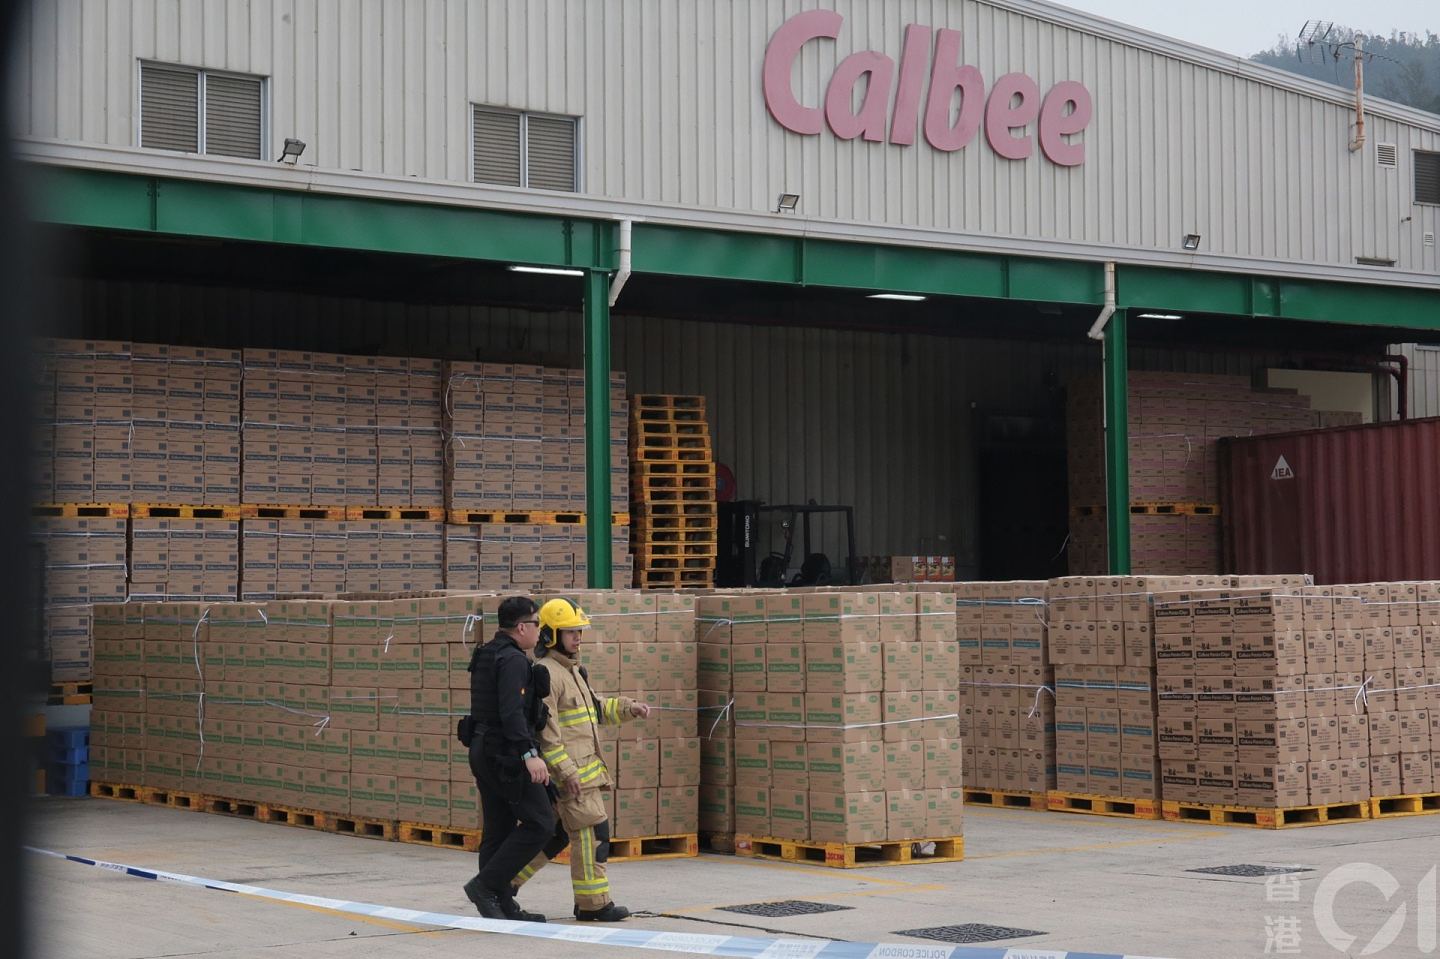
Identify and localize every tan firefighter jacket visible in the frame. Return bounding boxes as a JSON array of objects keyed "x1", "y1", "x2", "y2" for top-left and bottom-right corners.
[{"x1": 535, "y1": 646, "x2": 638, "y2": 792}]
